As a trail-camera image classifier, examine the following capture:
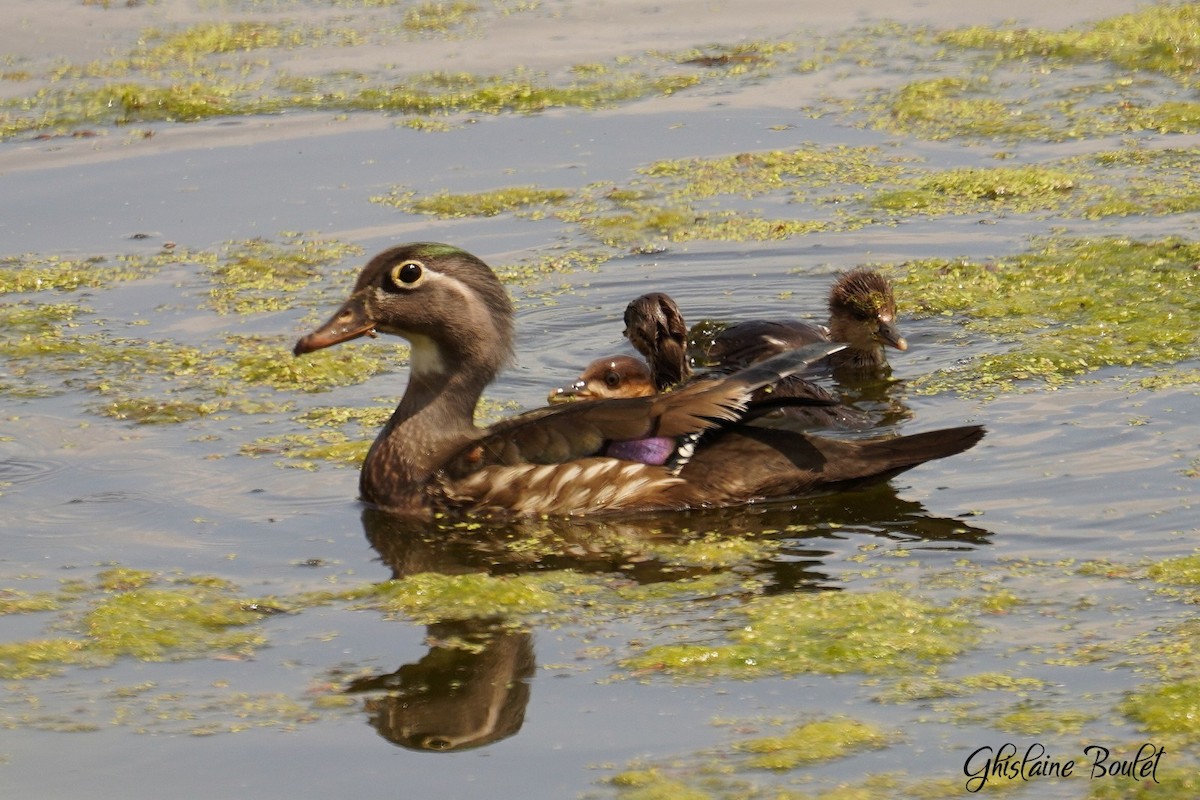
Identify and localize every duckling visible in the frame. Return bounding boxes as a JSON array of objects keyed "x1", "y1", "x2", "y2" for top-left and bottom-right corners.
[
  {"x1": 294, "y1": 243, "x2": 983, "y2": 517},
  {"x1": 703, "y1": 267, "x2": 907, "y2": 374},
  {"x1": 547, "y1": 355, "x2": 655, "y2": 403}
]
